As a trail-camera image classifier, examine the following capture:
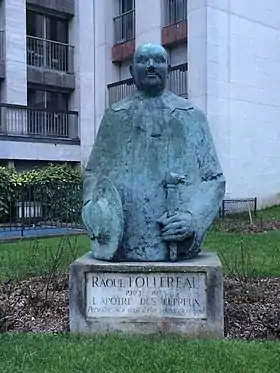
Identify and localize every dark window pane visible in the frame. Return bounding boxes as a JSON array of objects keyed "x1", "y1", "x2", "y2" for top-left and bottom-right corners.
[
  {"x1": 45, "y1": 16, "x2": 68, "y2": 43},
  {"x1": 26, "y1": 11, "x2": 44, "y2": 38},
  {"x1": 45, "y1": 92, "x2": 69, "y2": 137},
  {"x1": 120, "y1": 0, "x2": 134, "y2": 13},
  {"x1": 27, "y1": 90, "x2": 69, "y2": 137},
  {"x1": 28, "y1": 89, "x2": 68, "y2": 111},
  {"x1": 46, "y1": 91, "x2": 68, "y2": 111},
  {"x1": 27, "y1": 89, "x2": 45, "y2": 135},
  {"x1": 27, "y1": 89, "x2": 45, "y2": 108}
]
